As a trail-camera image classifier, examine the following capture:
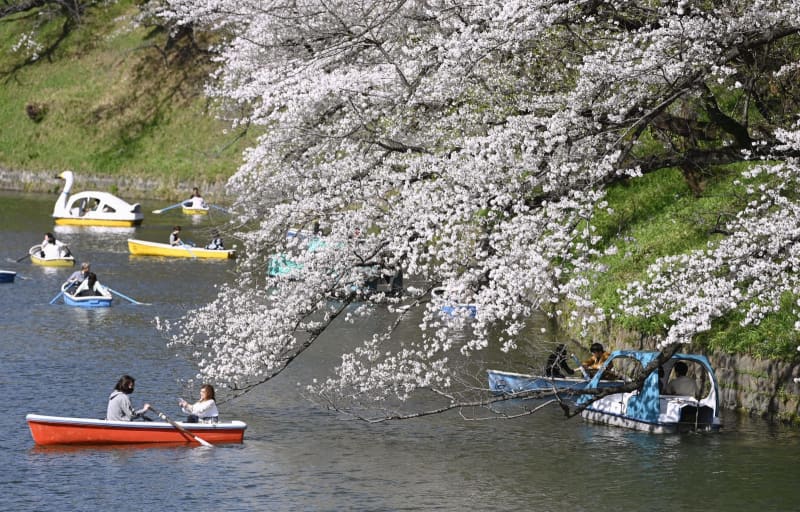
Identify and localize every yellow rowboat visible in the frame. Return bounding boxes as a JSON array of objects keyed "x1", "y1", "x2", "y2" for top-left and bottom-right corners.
[
  {"x1": 127, "y1": 239, "x2": 236, "y2": 259},
  {"x1": 29, "y1": 245, "x2": 75, "y2": 267},
  {"x1": 181, "y1": 200, "x2": 209, "y2": 215}
]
